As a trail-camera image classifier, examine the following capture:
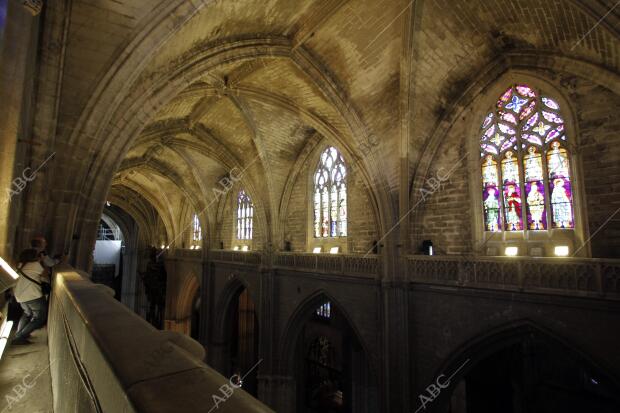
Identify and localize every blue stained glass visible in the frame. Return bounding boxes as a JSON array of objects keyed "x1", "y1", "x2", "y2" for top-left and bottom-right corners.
[{"x1": 506, "y1": 95, "x2": 528, "y2": 113}]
